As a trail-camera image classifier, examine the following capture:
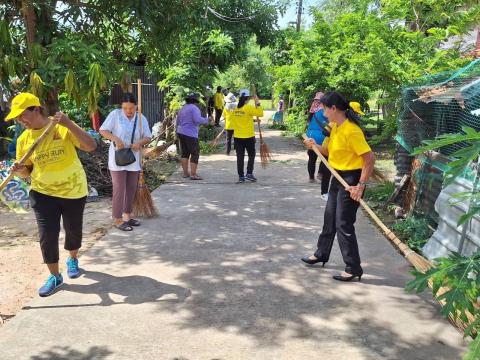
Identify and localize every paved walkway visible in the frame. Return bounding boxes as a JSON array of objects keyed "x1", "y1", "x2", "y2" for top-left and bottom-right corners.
[{"x1": 0, "y1": 123, "x2": 467, "y2": 360}]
